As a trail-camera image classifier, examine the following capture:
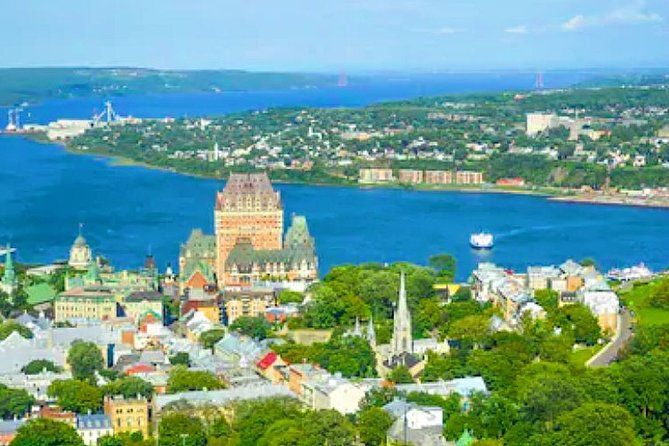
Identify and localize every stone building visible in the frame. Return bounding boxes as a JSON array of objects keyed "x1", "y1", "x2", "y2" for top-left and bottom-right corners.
[
  {"x1": 103, "y1": 395, "x2": 149, "y2": 438},
  {"x1": 215, "y1": 173, "x2": 284, "y2": 283},
  {"x1": 180, "y1": 172, "x2": 317, "y2": 289},
  {"x1": 68, "y1": 230, "x2": 93, "y2": 270},
  {"x1": 0, "y1": 245, "x2": 17, "y2": 296}
]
